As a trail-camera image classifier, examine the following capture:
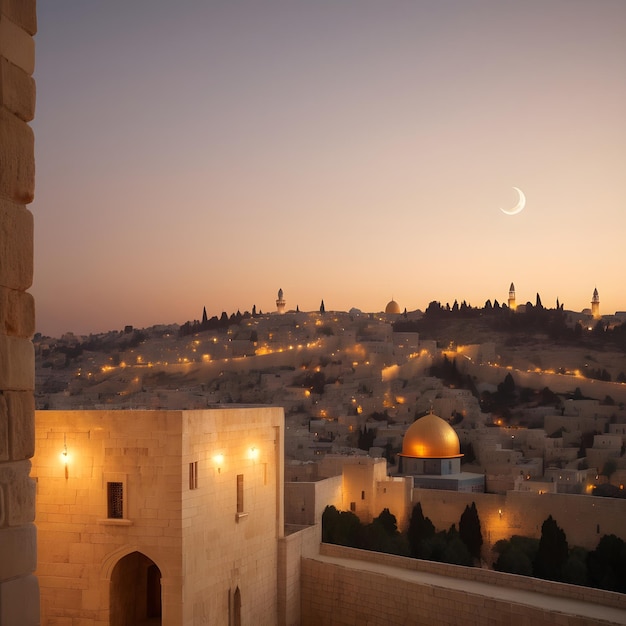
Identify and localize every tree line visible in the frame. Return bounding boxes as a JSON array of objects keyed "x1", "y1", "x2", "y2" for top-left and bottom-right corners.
[
  {"x1": 323, "y1": 502, "x2": 626, "y2": 594},
  {"x1": 322, "y1": 501, "x2": 483, "y2": 567}
]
